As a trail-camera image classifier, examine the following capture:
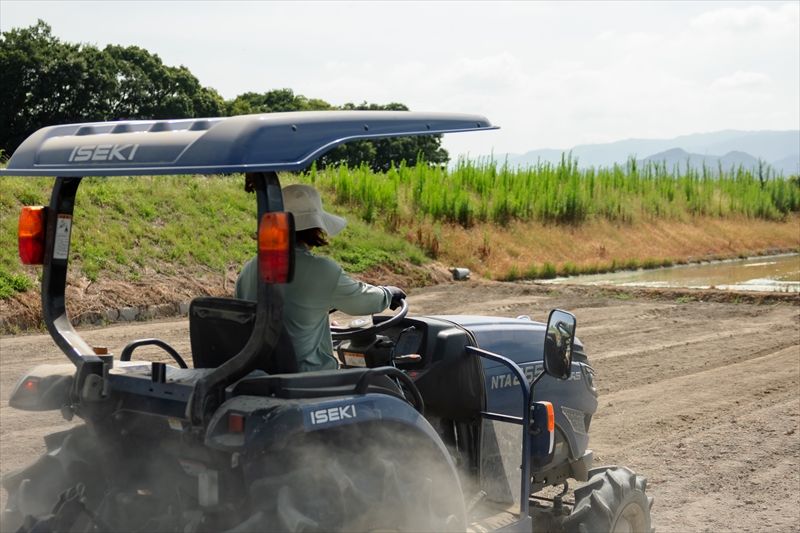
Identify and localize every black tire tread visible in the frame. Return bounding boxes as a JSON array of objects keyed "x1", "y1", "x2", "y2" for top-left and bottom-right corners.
[{"x1": 559, "y1": 466, "x2": 653, "y2": 533}]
